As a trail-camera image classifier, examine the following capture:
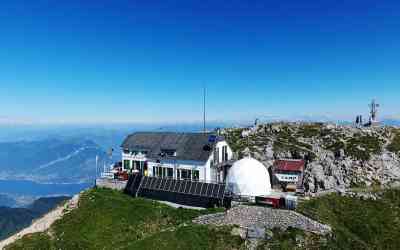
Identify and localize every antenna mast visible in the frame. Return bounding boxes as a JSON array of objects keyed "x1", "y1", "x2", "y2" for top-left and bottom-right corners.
[
  {"x1": 203, "y1": 85, "x2": 206, "y2": 134},
  {"x1": 369, "y1": 99, "x2": 380, "y2": 123}
]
